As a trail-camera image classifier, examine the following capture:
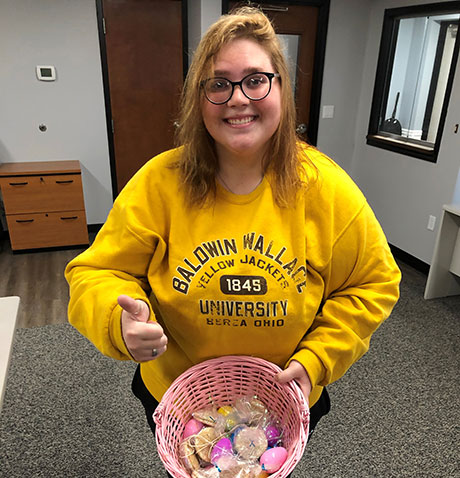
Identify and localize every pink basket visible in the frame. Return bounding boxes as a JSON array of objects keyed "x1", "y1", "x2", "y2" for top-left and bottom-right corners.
[{"x1": 153, "y1": 355, "x2": 309, "y2": 477}]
